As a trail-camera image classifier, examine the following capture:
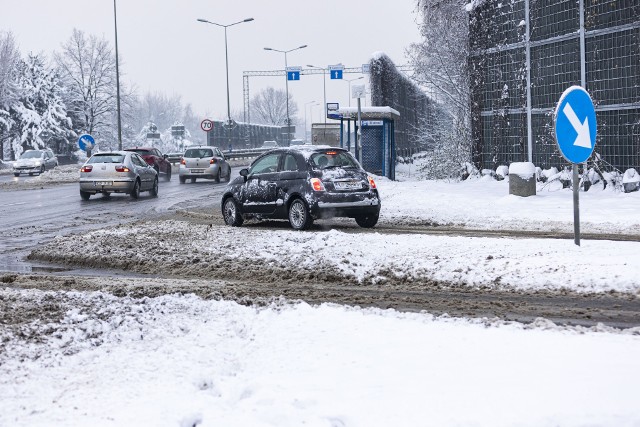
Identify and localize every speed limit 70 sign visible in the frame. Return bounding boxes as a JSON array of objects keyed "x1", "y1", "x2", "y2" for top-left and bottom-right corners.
[{"x1": 200, "y1": 119, "x2": 214, "y2": 132}]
